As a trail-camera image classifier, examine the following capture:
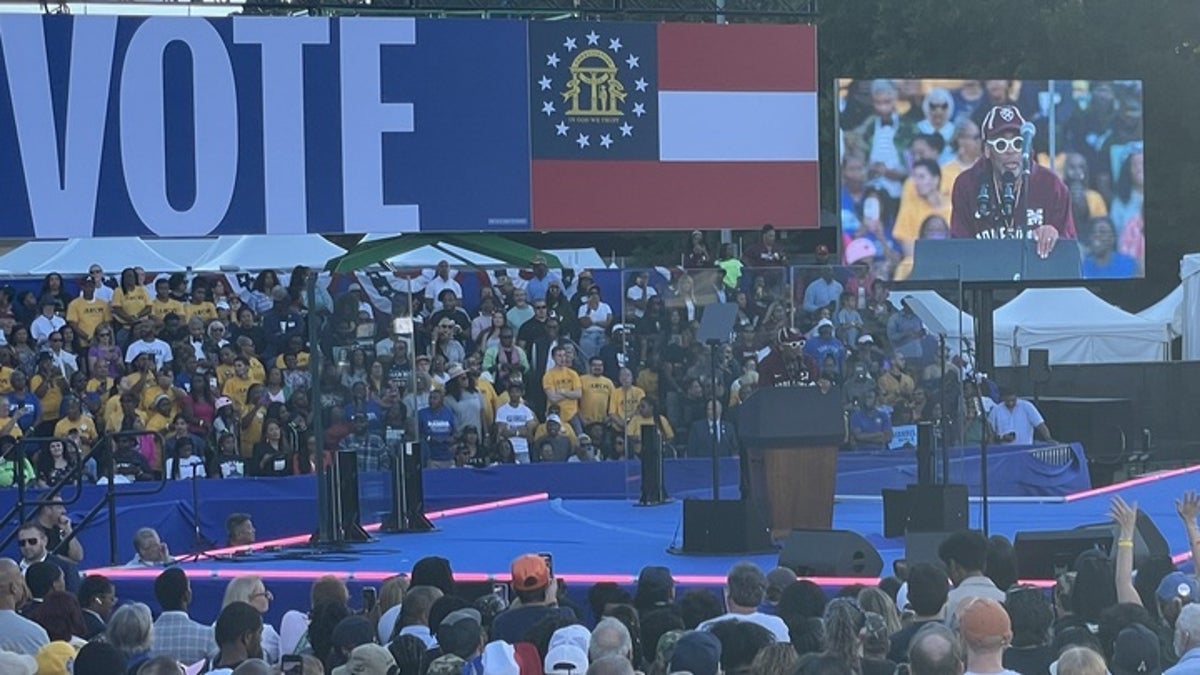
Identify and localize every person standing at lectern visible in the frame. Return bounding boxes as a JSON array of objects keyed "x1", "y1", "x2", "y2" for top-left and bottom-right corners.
[
  {"x1": 757, "y1": 328, "x2": 818, "y2": 388},
  {"x1": 987, "y1": 389, "x2": 1053, "y2": 445},
  {"x1": 950, "y1": 105, "x2": 1075, "y2": 258}
]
